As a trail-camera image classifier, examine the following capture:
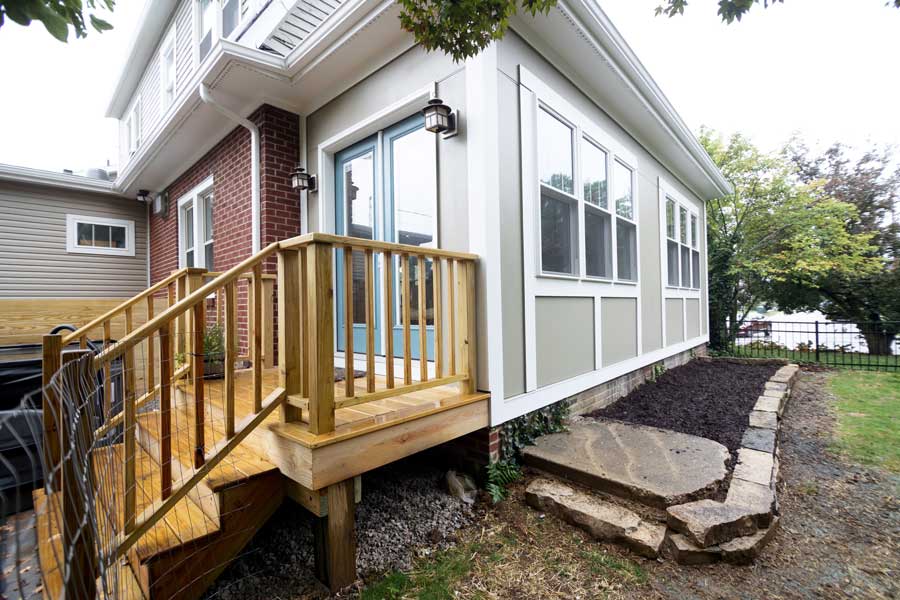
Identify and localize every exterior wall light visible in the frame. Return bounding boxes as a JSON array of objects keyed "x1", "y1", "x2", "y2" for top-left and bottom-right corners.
[
  {"x1": 136, "y1": 189, "x2": 151, "y2": 204},
  {"x1": 291, "y1": 164, "x2": 317, "y2": 193},
  {"x1": 423, "y1": 98, "x2": 458, "y2": 138}
]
